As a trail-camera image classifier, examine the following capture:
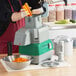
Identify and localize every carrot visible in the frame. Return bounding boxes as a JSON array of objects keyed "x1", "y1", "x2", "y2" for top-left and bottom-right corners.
[
  {"x1": 22, "y1": 3, "x2": 32, "y2": 16},
  {"x1": 12, "y1": 57, "x2": 29, "y2": 62}
]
